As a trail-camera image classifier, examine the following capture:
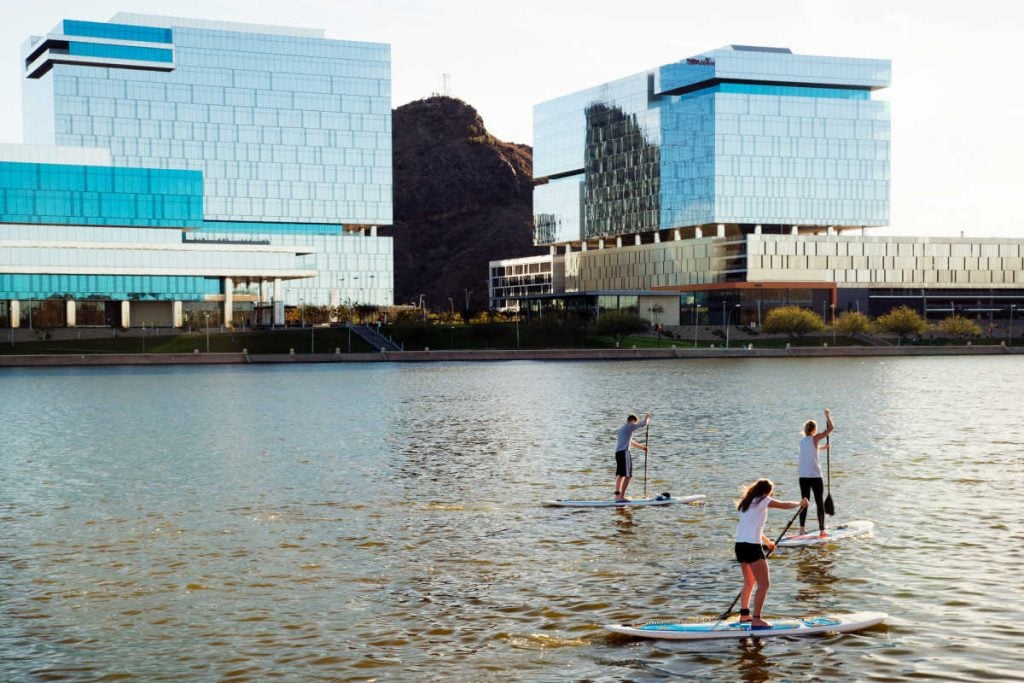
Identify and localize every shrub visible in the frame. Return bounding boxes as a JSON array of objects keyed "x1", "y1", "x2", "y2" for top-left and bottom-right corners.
[
  {"x1": 873, "y1": 305, "x2": 928, "y2": 341},
  {"x1": 936, "y1": 314, "x2": 981, "y2": 339},
  {"x1": 595, "y1": 311, "x2": 648, "y2": 337},
  {"x1": 836, "y1": 311, "x2": 872, "y2": 335},
  {"x1": 762, "y1": 306, "x2": 825, "y2": 337}
]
